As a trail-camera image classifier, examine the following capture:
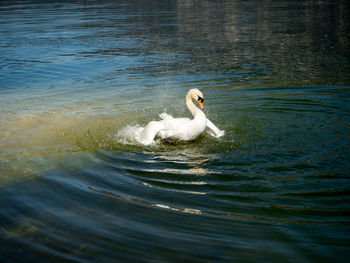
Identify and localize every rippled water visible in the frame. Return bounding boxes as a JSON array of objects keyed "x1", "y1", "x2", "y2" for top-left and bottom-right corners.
[{"x1": 1, "y1": 0, "x2": 350, "y2": 262}]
